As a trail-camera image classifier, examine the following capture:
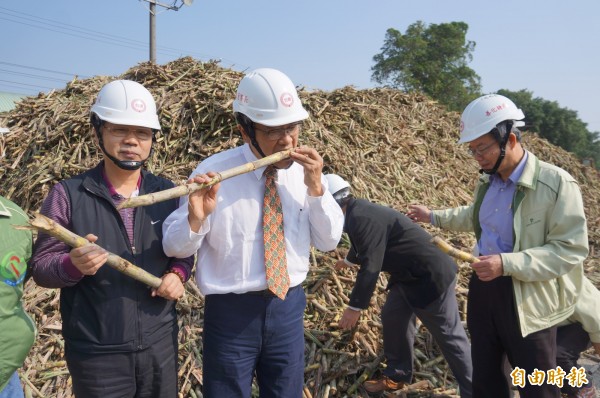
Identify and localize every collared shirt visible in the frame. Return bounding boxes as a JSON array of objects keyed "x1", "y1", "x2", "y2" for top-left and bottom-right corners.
[
  {"x1": 162, "y1": 144, "x2": 344, "y2": 295},
  {"x1": 101, "y1": 168, "x2": 140, "y2": 248},
  {"x1": 478, "y1": 152, "x2": 528, "y2": 255}
]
